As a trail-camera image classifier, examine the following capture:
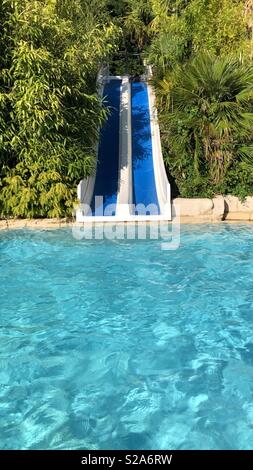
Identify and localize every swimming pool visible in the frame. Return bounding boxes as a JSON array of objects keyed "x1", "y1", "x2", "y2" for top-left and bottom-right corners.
[{"x1": 1, "y1": 225, "x2": 253, "y2": 449}]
